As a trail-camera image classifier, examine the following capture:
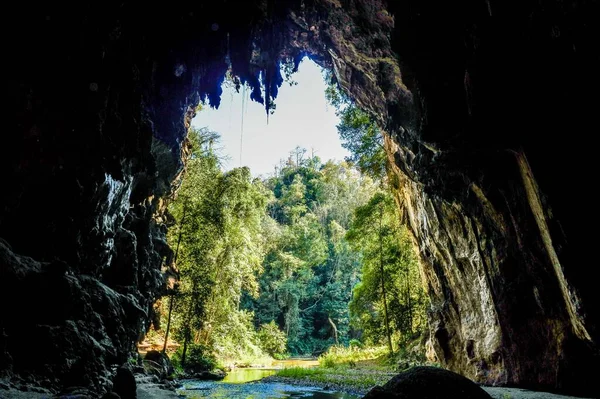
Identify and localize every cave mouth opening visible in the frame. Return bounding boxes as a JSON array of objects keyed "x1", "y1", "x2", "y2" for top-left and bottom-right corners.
[
  {"x1": 144, "y1": 54, "x2": 429, "y2": 371},
  {"x1": 3, "y1": 2, "x2": 417, "y2": 392}
]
